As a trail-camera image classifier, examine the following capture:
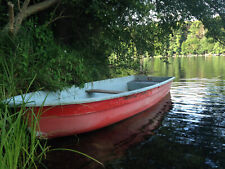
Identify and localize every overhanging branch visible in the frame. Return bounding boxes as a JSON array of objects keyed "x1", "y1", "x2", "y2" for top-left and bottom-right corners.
[
  {"x1": 24, "y1": 0, "x2": 60, "y2": 18},
  {"x1": 4, "y1": 0, "x2": 60, "y2": 35}
]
